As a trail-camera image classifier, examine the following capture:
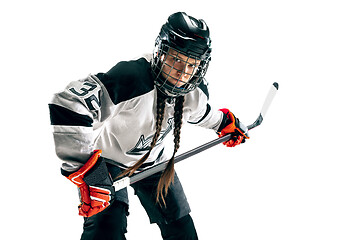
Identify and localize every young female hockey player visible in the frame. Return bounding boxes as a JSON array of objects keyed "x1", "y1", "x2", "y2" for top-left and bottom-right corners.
[{"x1": 49, "y1": 12, "x2": 249, "y2": 240}]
